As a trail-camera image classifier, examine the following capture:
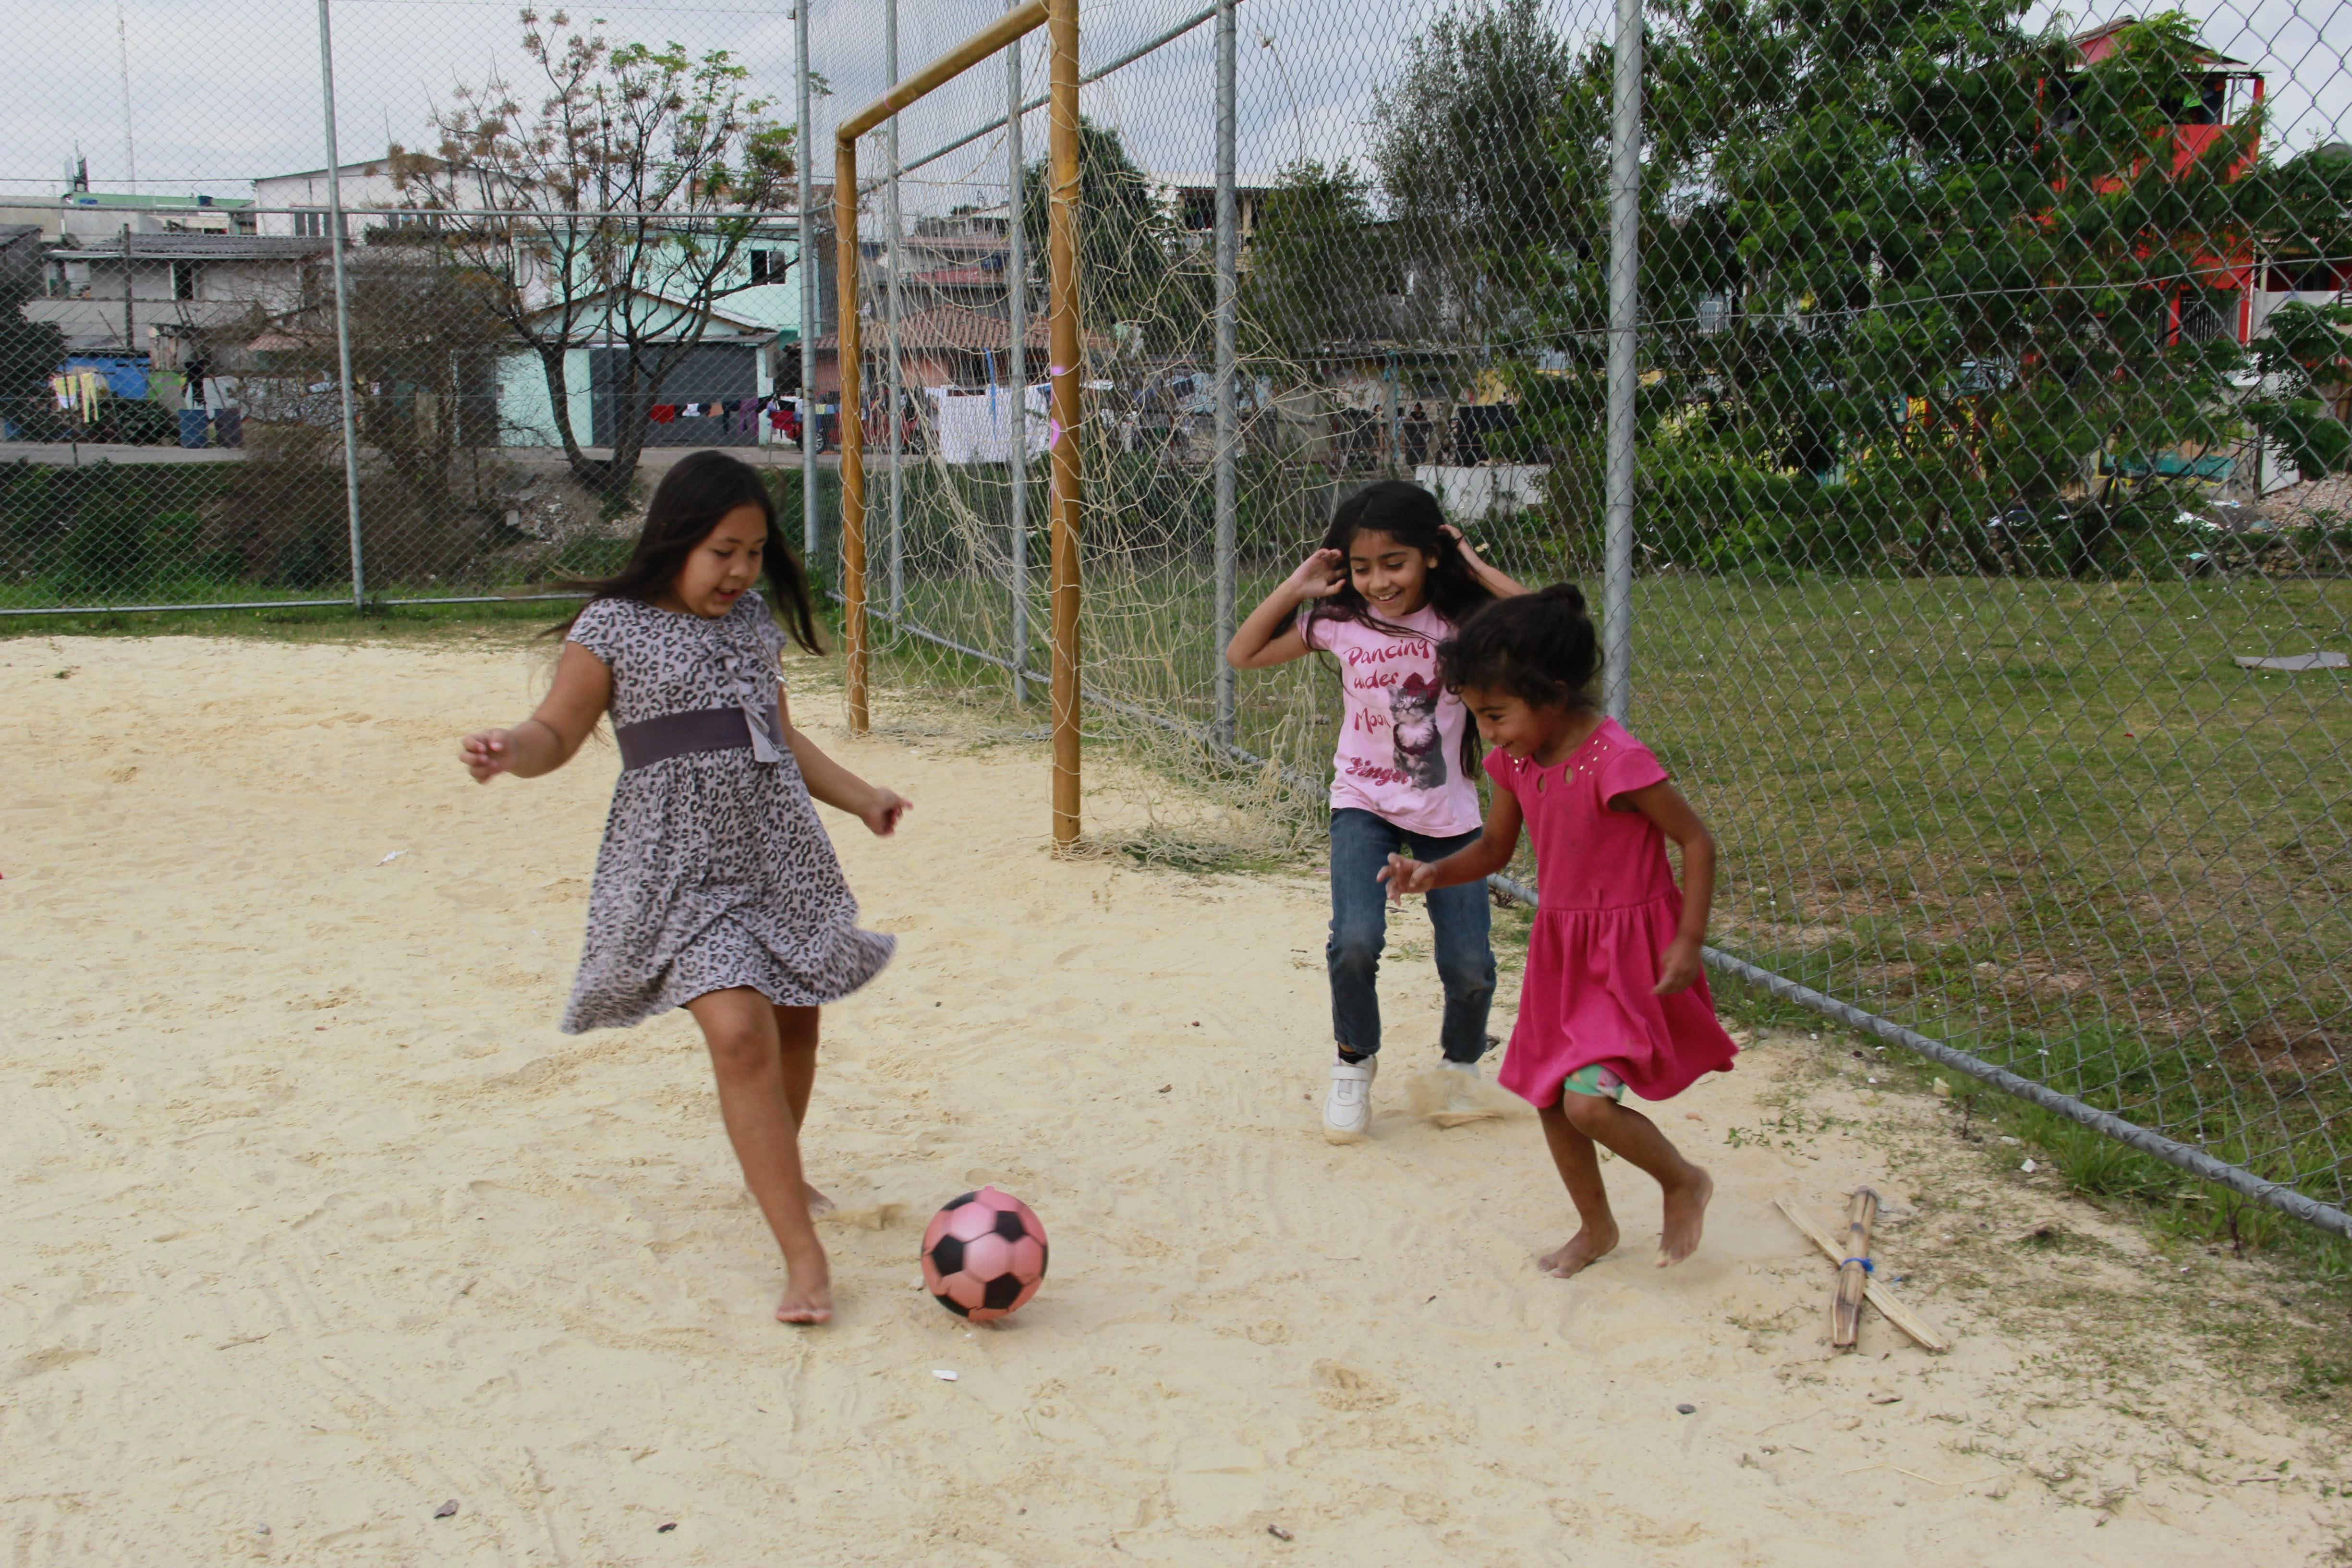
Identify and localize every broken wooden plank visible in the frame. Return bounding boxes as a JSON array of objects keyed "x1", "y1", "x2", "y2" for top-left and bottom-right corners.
[
  {"x1": 1775, "y1": 1195, "x2": 1951, "y2": 1353},
  {"x1": 1831, "y1": 1187, "x2": 1879, "y2": 1351}
]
